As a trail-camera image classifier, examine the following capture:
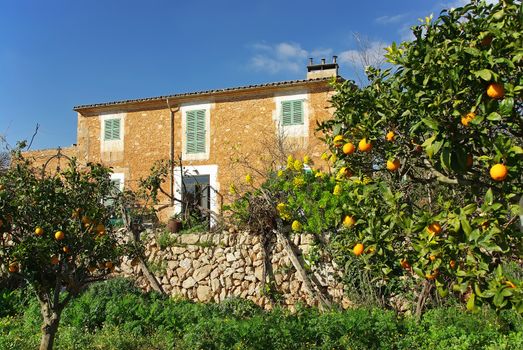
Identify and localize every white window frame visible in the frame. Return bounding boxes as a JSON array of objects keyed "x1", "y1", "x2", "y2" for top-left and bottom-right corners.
[
  {"x1": 100, "y1": 113, "x2": 125, "y2": 152},
  {"x1": 274, "y1": 92, "x2": 309, "y2": 137},
  {"x1": 173, "y1": 164, "x2": 219, "y2": 226},
  {"x1": 181, "y1": 102, "x2": 211, "y2": 161},
  {"x1": 110, "y1": 173, "x2": 125, "y2": 192}
]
